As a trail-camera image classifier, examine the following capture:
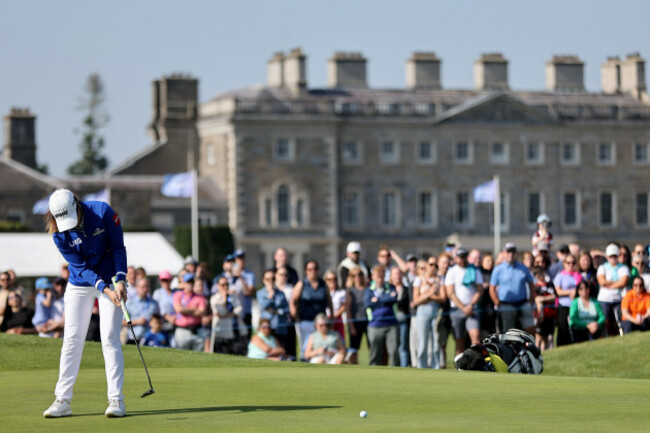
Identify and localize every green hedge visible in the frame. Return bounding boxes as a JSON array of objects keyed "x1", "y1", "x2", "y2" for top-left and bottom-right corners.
[
  {"x1": 174, "y1": 225, "x2": 235, "y2": 276},
  {"x1": 0, "y1": 221, "x2": 29, "y2": 232}
]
